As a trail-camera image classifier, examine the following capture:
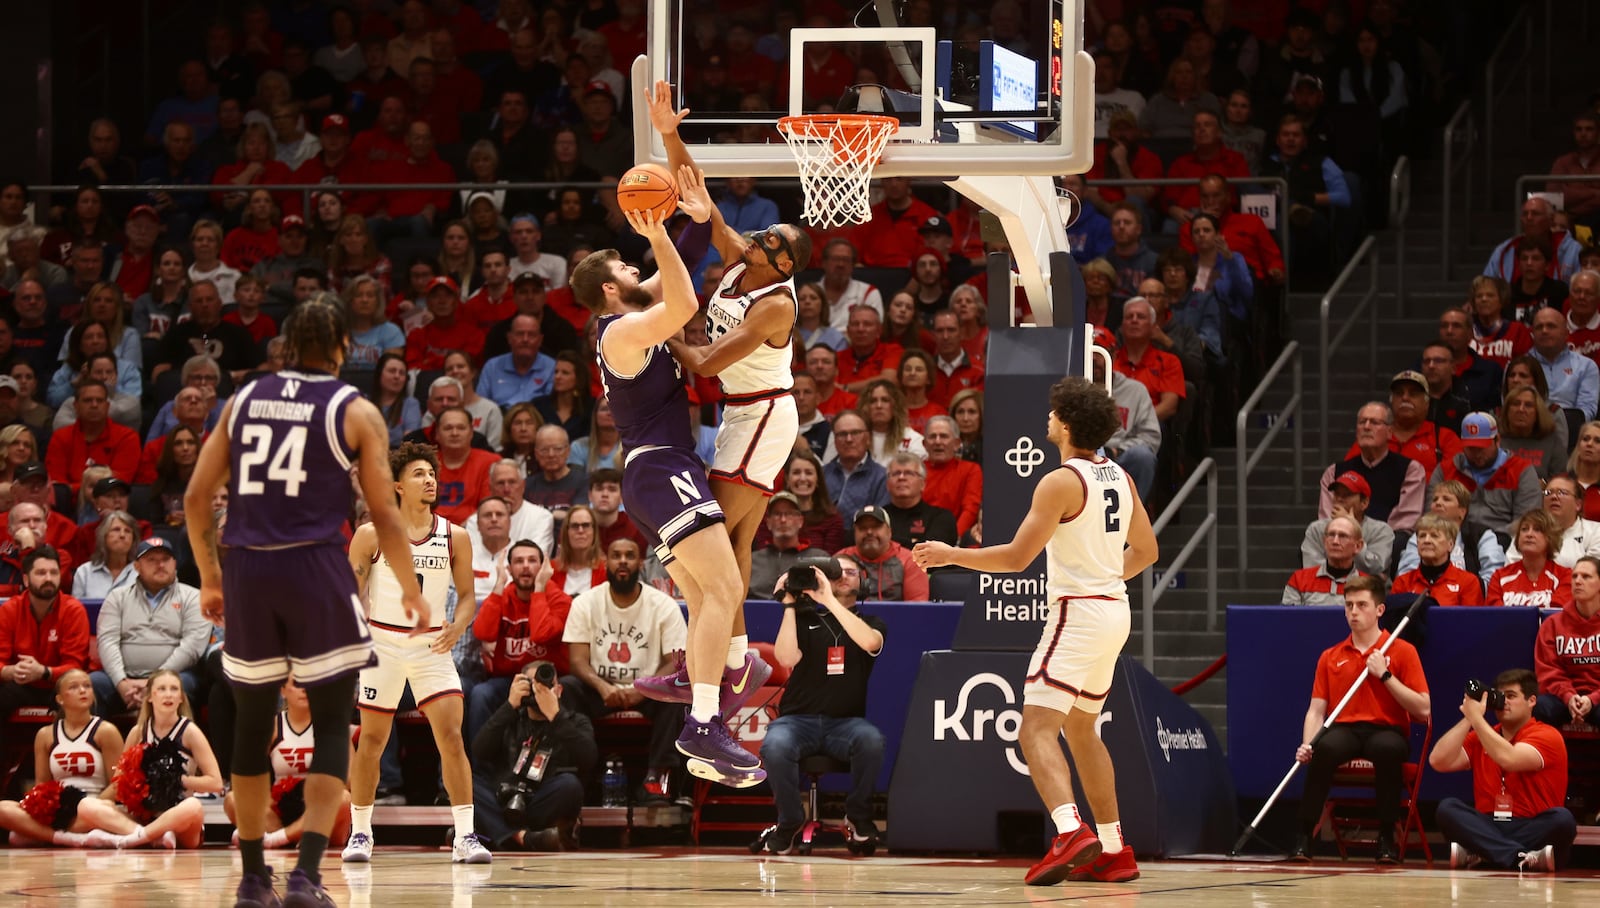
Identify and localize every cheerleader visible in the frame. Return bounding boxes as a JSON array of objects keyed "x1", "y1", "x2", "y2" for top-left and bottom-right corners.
[
  {"x1": 224, "y1": 678, "x2": 352, "y2": 847},
  {"x1": 0, "y1": 669, "x2": 137, "y2": 846},
  {"x1": 114, "y1": 668, "x2": 222, "y2": 847}
]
